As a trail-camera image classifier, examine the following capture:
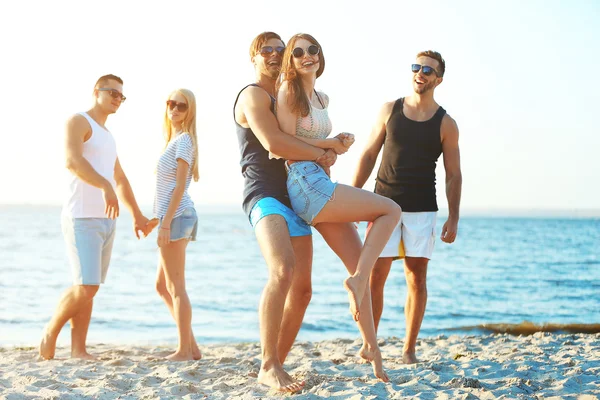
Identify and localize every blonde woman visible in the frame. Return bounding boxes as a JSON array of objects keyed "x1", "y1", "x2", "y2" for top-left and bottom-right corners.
[{"x1": 149, "y1": 89, "x2": 200, "y2": 361}]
